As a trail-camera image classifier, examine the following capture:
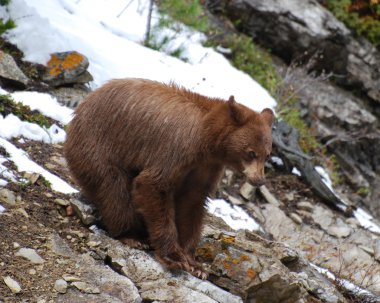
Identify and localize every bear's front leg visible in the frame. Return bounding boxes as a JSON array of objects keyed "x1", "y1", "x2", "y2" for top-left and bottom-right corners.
[
  {"x1": 174, "y1": 165, "x2": 225, "y2": 279},
  {"x1": 131, "y1": 172, "x2": 191, "y2": 272}
]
